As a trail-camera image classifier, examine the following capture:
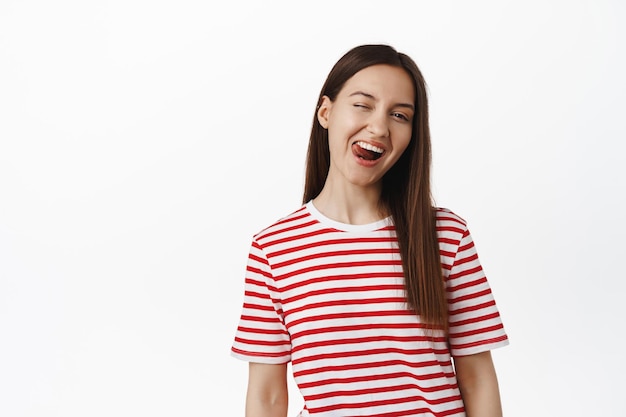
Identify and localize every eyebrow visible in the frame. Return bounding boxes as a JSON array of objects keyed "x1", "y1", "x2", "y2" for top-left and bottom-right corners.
[{"x1": 349, "y1": 91, "x2": 415, "y2": 111}]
